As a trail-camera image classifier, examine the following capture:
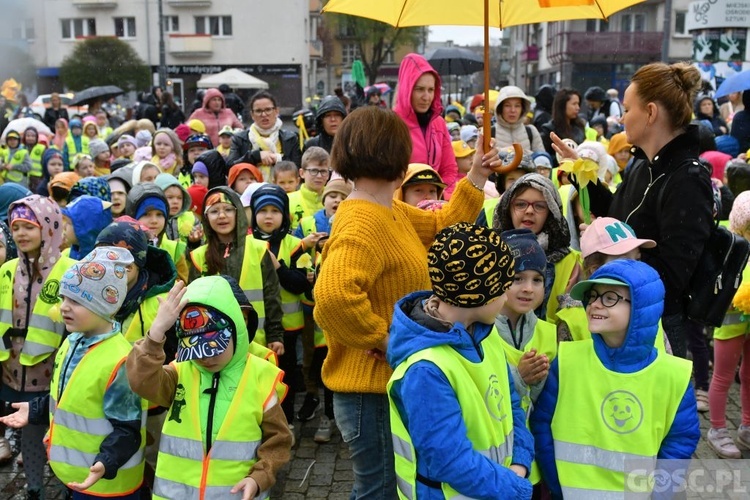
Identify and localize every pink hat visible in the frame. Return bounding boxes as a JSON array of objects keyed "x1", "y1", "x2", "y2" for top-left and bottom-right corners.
[{"x1": 580, "y1": 217, "x2": 656, "y2": 259}]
